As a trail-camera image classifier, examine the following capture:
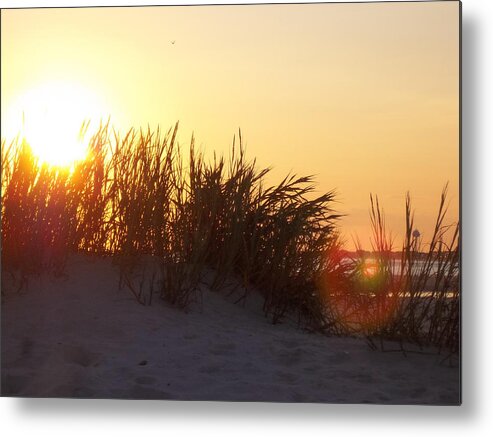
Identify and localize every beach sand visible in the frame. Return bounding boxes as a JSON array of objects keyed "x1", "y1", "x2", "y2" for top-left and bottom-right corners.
[{"x1": 1, "y1": 254, "x2": 460, "y2": 404}]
